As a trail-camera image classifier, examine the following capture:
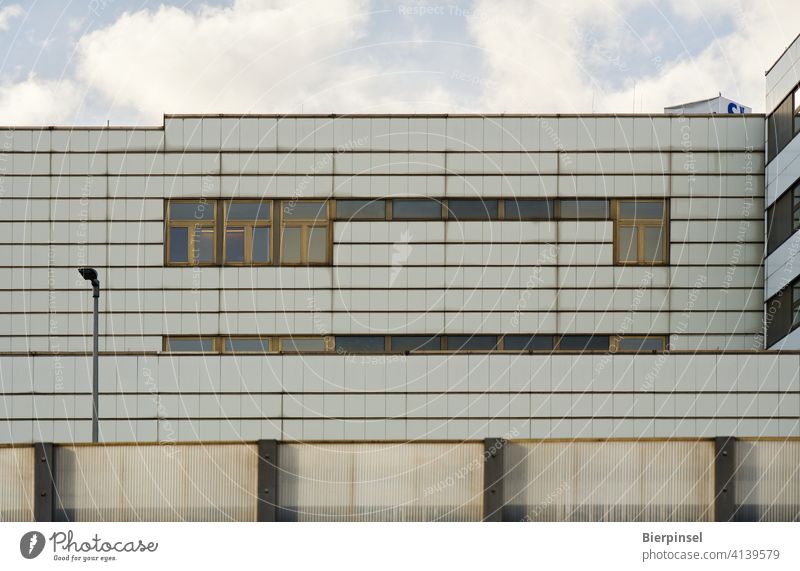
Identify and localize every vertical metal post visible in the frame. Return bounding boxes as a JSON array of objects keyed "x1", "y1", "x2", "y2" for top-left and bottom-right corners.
[
  {"x1": 33, "y1": 443, "x2": 56, "y2": 522},
  {"x1": 482, "y1": 437, "x2": 506, "y2": 522},
  {"x1": 714, "y1": 437, "x2": 737, "y2": 522},
  {"x1": 92, "y1": 285, "x2": 99, "y2": 443},
  {"x1": 257, "y1": 440, "x2": 279, "y2": 522}
]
